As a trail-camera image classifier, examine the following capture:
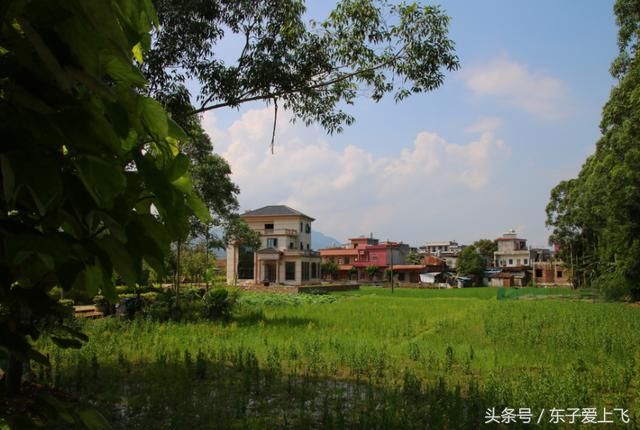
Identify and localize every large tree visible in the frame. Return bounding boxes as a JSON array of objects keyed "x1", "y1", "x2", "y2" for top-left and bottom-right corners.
[
  {"x1": 456, "y1": 246, "x2": 484, "y2": 285},
  {"x1": 546, "y1": 0, "x2": 640, "y2": 299},
  {"x1": 0, "y1": 0, "x2": 205, "y2": 418},
  {"x1": 147, "y1": 0, "x2": 460, "y2": 138}
]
